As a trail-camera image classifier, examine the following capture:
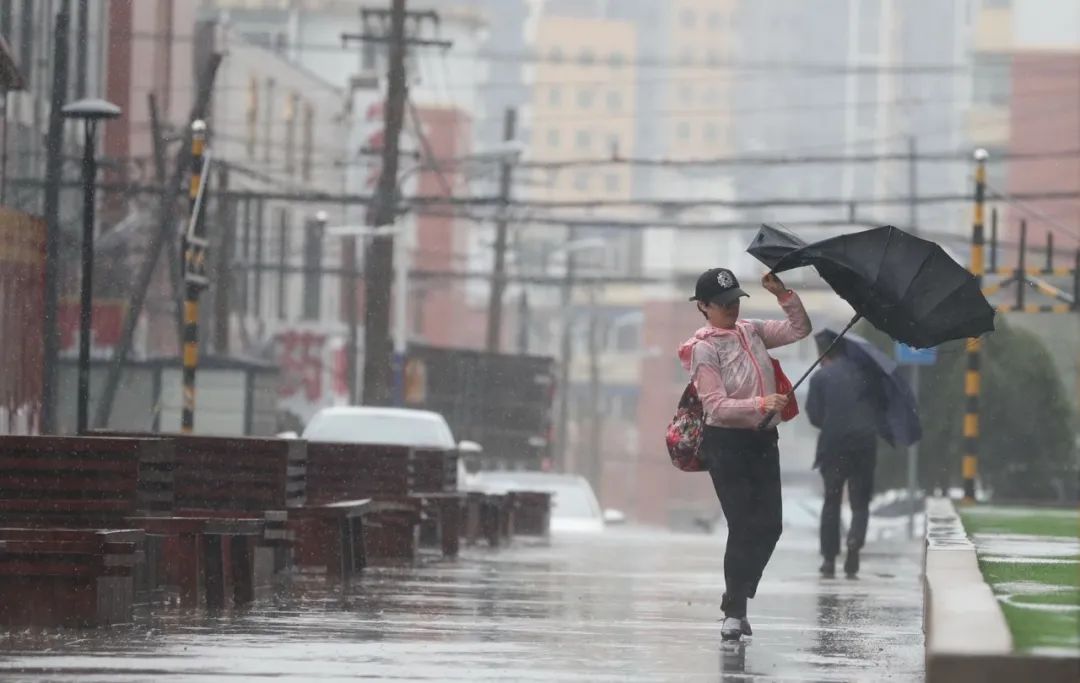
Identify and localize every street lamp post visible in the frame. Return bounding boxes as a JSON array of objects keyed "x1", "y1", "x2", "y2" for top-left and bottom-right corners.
[{"x1": 62, "y1": 98, "x2": 120, "y2": 434}]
